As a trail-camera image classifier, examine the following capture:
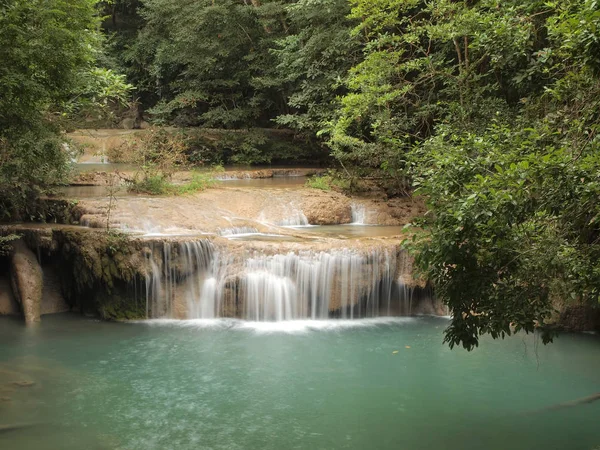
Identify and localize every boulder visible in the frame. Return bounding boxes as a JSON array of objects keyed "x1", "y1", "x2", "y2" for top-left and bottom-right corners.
[
  {"x1": 9, "y1": 240, "x2": 43, "y2": 324},
  {"x1": 302, "y1": 192, "x2": 352, "y2": 225}
]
